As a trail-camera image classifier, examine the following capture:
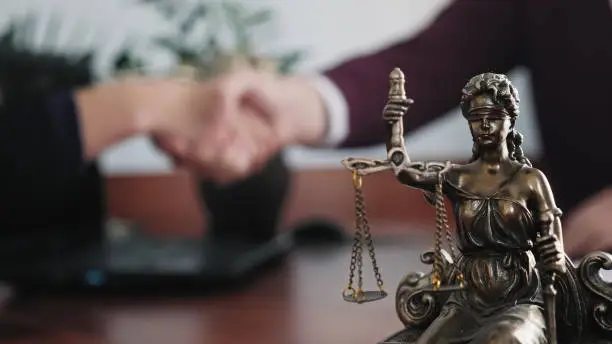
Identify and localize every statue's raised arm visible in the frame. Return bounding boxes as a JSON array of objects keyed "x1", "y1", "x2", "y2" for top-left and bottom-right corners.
[{"x1": 341, "y1": 68, "x2": 452, "y2": 192}]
